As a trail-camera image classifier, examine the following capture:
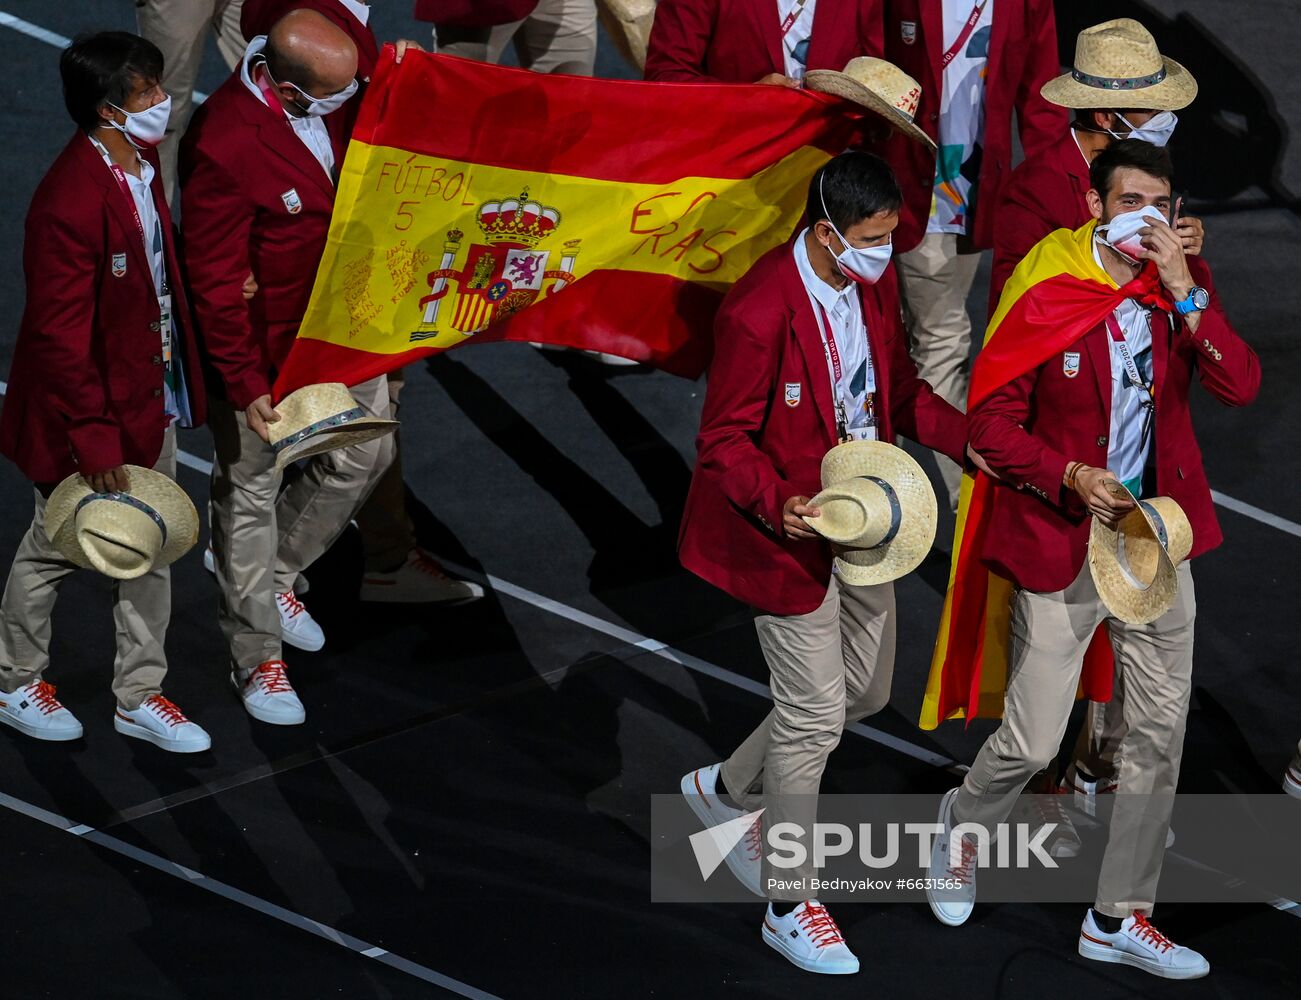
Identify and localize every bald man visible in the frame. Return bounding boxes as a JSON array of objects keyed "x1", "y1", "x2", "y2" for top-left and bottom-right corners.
[{"x1": 181, "y1": 10, "x2": 396, "y2": 726}]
